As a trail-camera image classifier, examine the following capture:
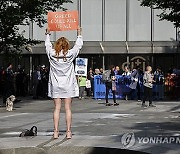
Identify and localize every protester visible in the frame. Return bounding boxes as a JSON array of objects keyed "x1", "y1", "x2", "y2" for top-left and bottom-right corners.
[
  {"x1": 114, "y1": 66, "x2": 123, "y2": 75},
  {"x1": 16, "y1": 66, "x2": 27, "y2": 97},
  {"x1": 122, "y1": 65, "x2": 131, "y2": 100},
  {"x1": 0, "y1": 67, "x2": 5, "y2": 96},
  {"x1": 45, "y1": 26, "x2": 83, "y2": 139},
  {"x1": 137, "y1": 66, "x2": 144, "y2": 101},
  {"x1": 129, "y1": 66, "x2": 139, "y2": 100},
  {"x1": 99, "y1": 68, "x2": 104, "y2": 75},
  {"x1": 103, "y1": 65, "x2": 119, "y2": 106},
  {"x1": 41, "y1": 65, "x2": 49, "y2": 98},
  {"x1": 85, "y1": 78, "x2": 91, "y2": 97},
  {"x1": 154, "y1": 67, "x2": 164, "y2": 100},
  {"x1": 173, "y1": 70, "x2": 180, "y2": 99},
  {"x1": 3, "y1": 63, "x2": 15, "y2": 104},
  {"x1": 78, "y1": 75, "x2": 86, "y2": 99},
  {"x1": 122, "y1": 65, "x2": 131, "y2": 76},
  {"x1": 142, "y1": 66, "x2": 156, "y2": 108},
  {"x1": 95, "y1": 68, "x2": 101, "y2": 75},
  {"x1": 87, "y1": 68, "x2": 94, "y2": 97},
  {"x1": 32, "y1": 66, "x2": 41, "y2": 99}
]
